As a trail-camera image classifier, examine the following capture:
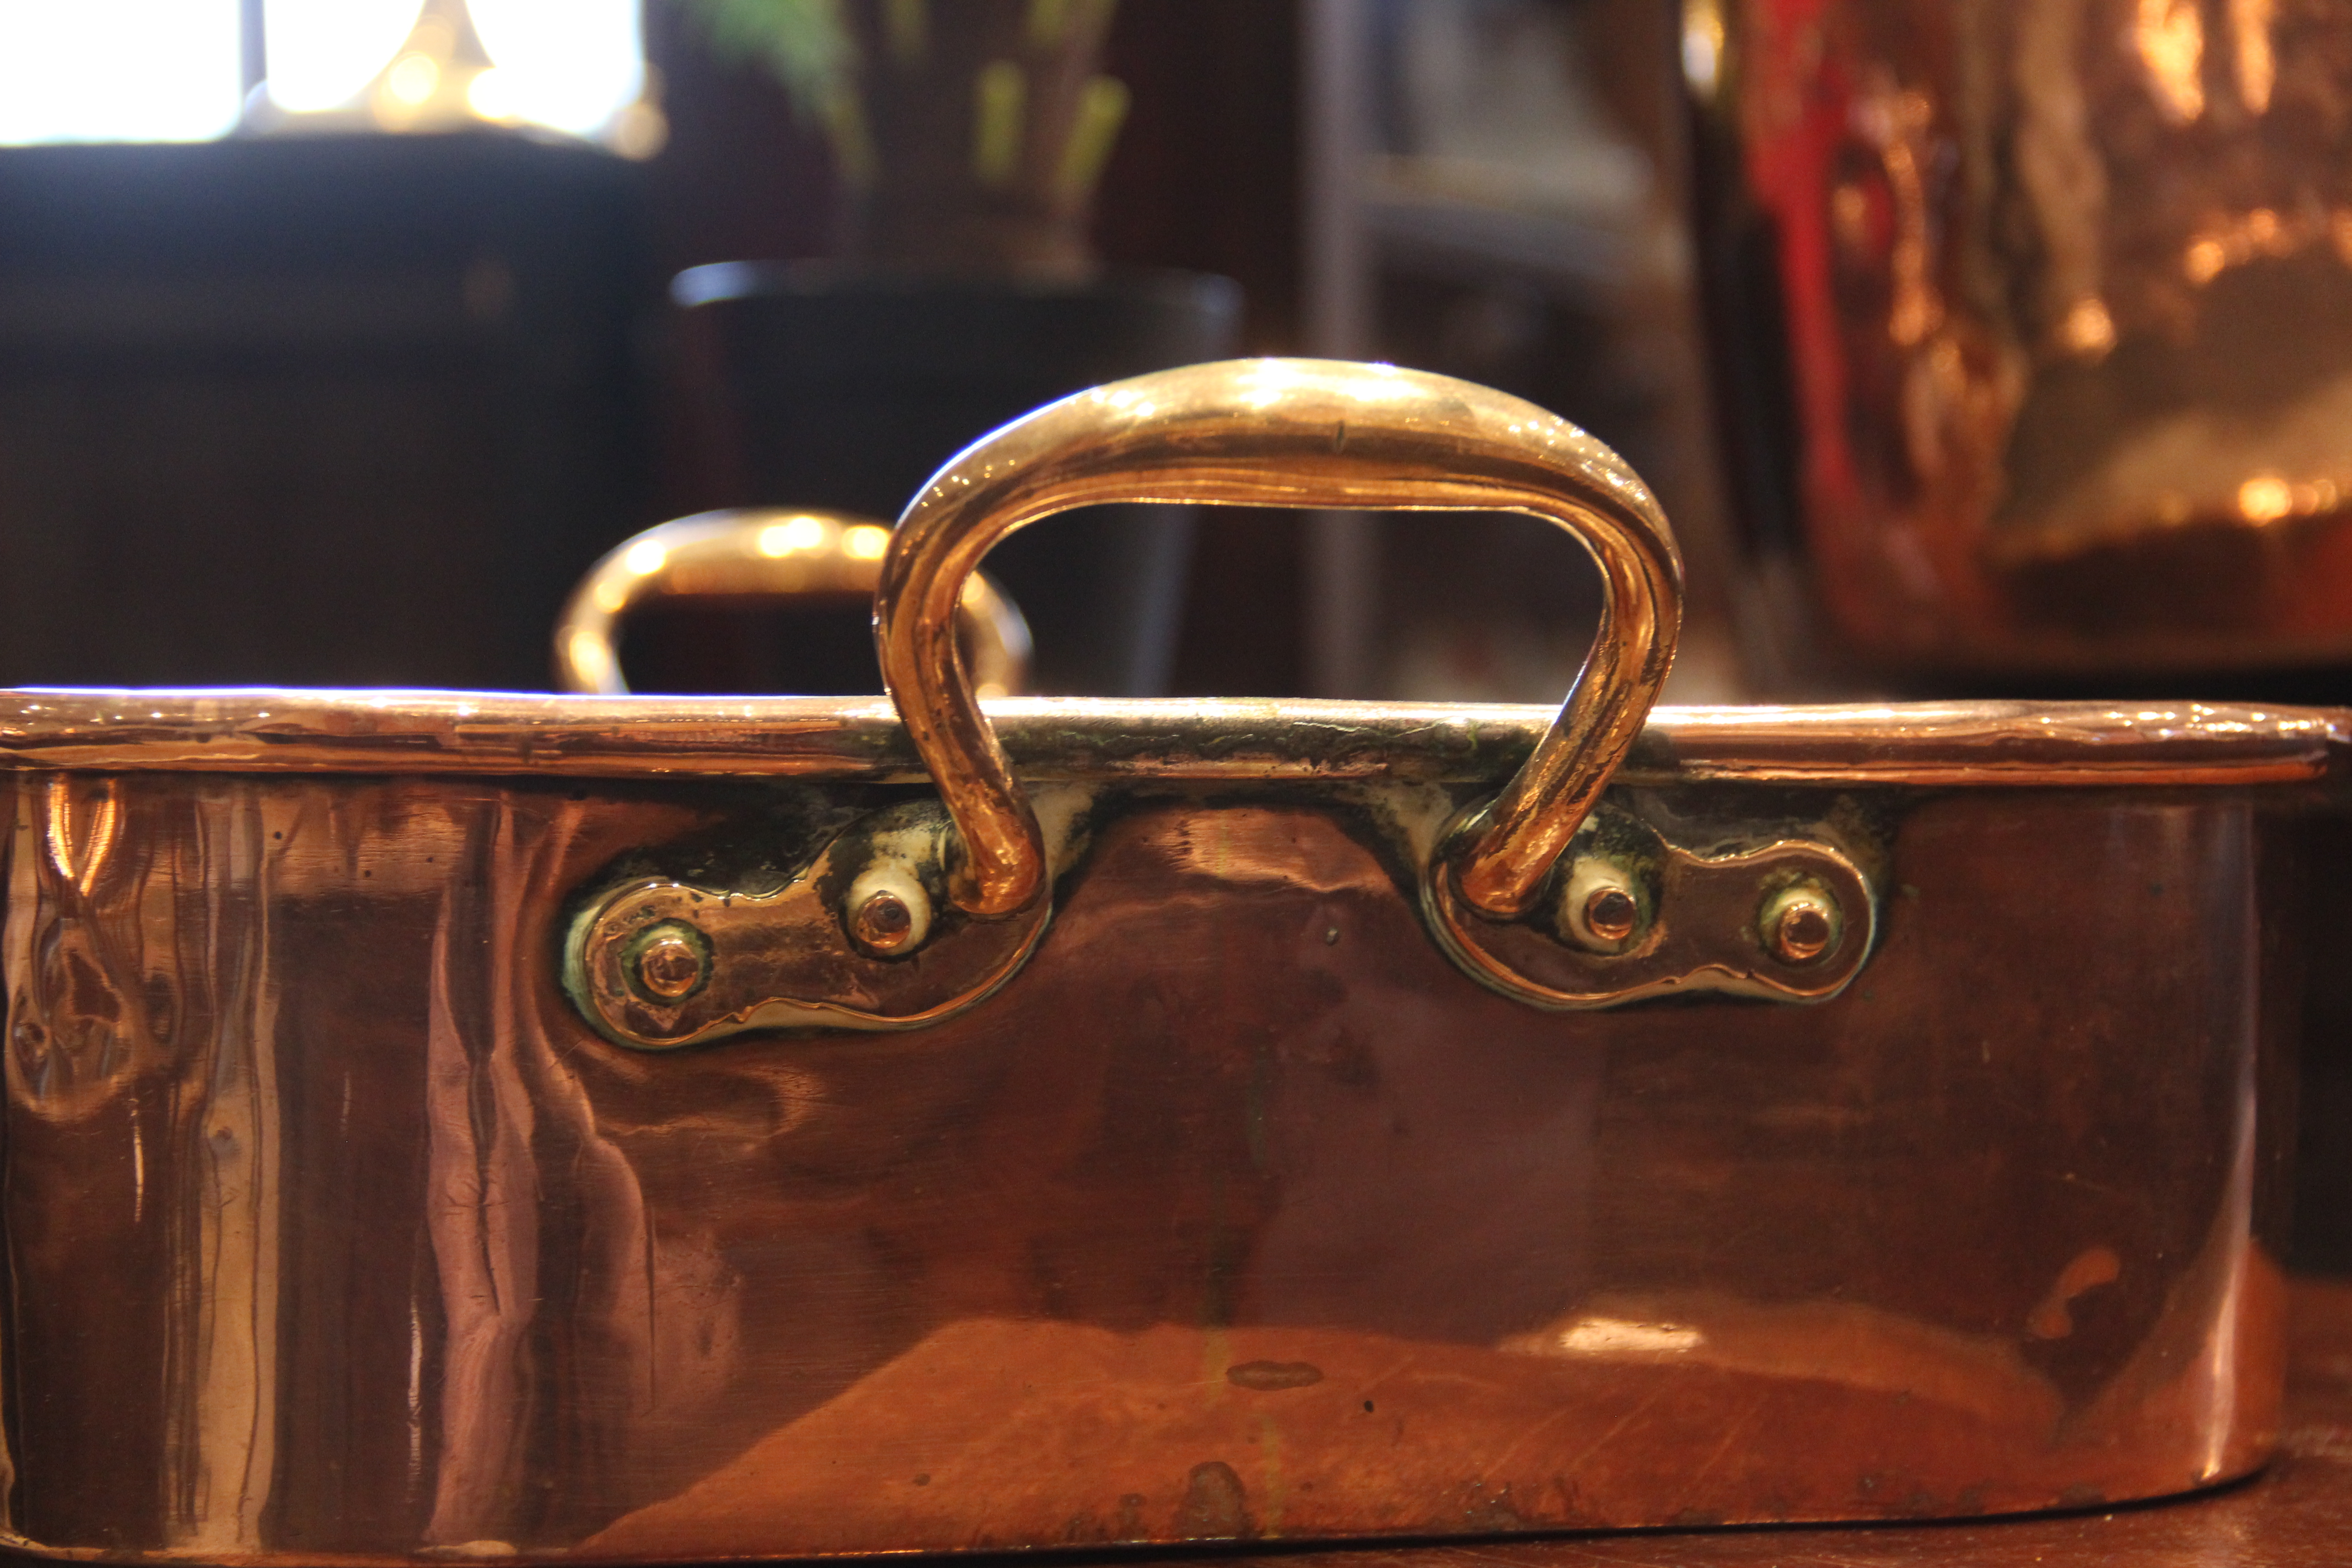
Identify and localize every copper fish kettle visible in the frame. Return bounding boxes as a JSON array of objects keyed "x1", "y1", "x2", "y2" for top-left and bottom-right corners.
[{"x1": 0, "y1": 361, "x2": 2330, "y2": 1562}]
